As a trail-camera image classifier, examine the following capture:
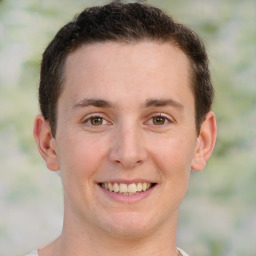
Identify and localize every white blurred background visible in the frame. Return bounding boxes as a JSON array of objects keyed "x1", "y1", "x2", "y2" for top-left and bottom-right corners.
[{"x1": 0, "y1": 0, "x2": 255, "y2": 255}]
